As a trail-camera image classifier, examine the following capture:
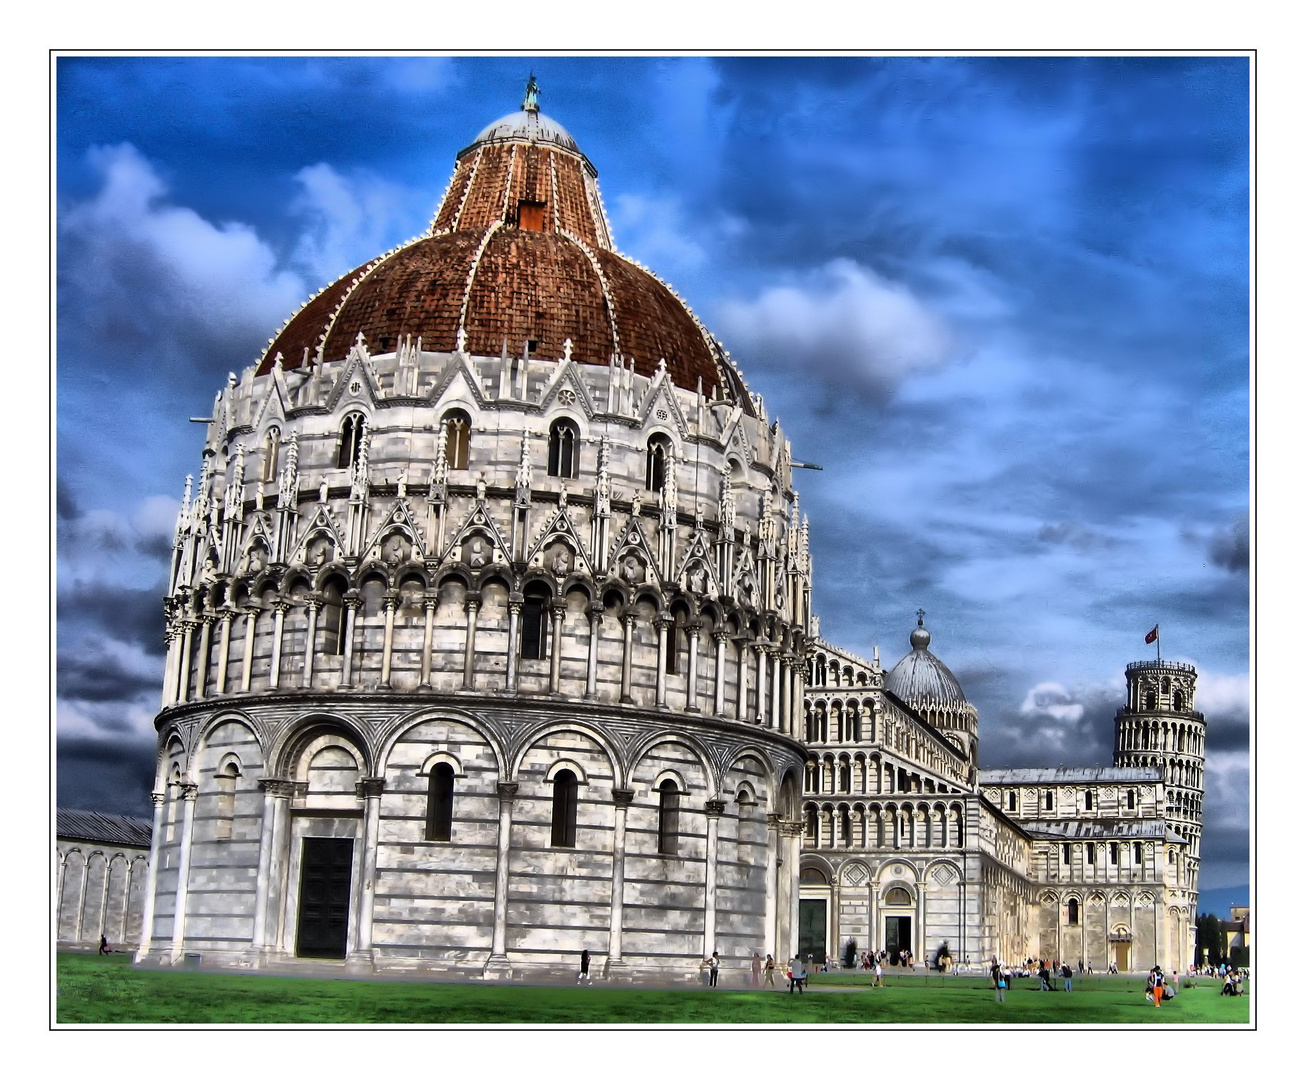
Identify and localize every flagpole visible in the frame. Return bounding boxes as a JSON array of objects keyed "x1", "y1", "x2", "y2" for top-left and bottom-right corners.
[{"x1": 1156, "y1": 624, "x2": 1161, "y2": 663}]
